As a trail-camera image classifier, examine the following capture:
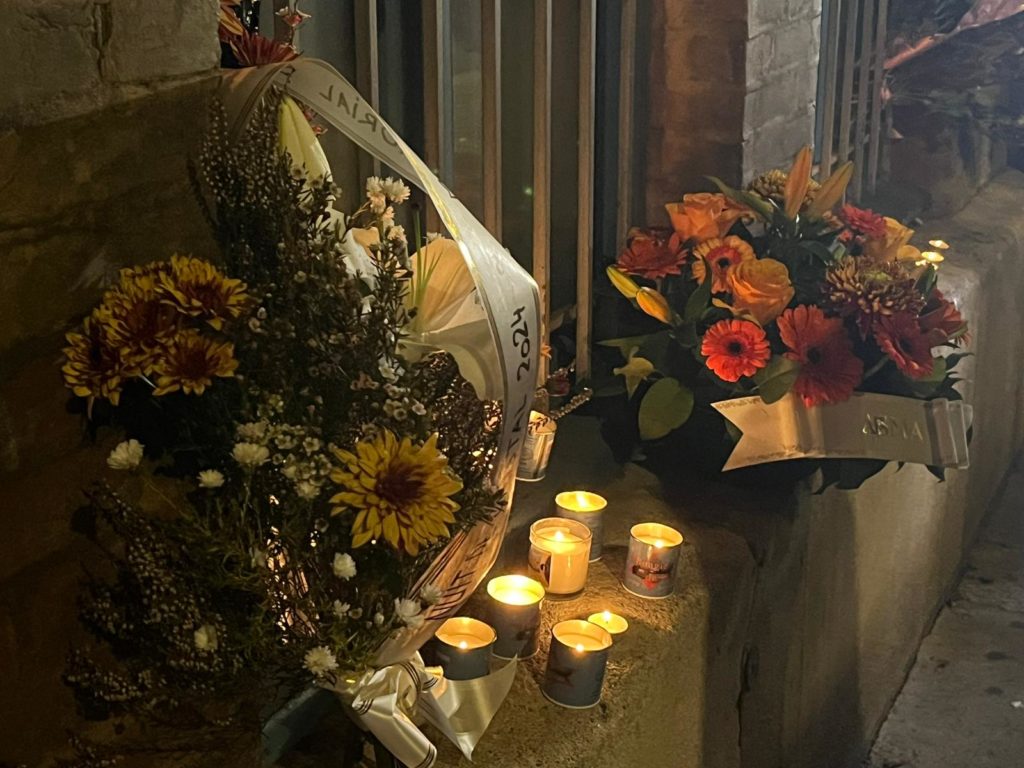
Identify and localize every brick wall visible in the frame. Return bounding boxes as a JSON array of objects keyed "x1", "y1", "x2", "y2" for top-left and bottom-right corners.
[
  {"x1": 643, "y1": 0, "x2": 821, "y2": 223},
  {"x1": 0, "y1": 3, "x2": 218, "y2": 764}
]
